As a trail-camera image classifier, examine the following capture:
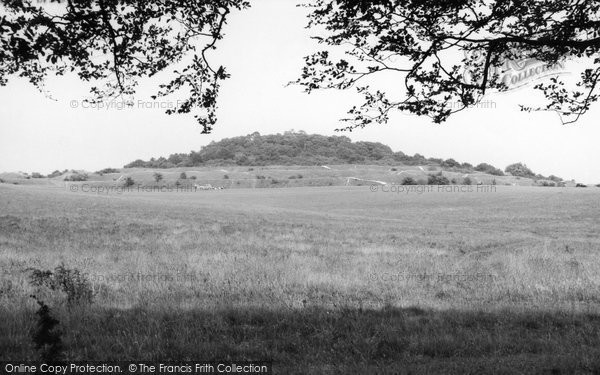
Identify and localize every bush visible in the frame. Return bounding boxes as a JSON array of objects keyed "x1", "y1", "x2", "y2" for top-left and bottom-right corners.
[
  {"x1": 153, "y1": 172, "x2": 163, "y2": 183},
  {"x1": 256, "y1": 175, "x2": 266, "y2": 180},
  {"x1": 505, "y1": 162, "x2": 535, "y2": 178},
  {"x1": 64, "y1": 173, "x2": 88, "y2": 182},
  {"x1": 474, "y1": 163, "x2": 504, "y2": 176},
  {"x1": 391, "y1": 168, "x2": 398, "y2": 171},
  {"x1": 401, "y1": 177, "x2": 417, "y2": 185},
  {"x1": 223, "y1": 175, "x2": 229, "y2": 179},
  {"x1": 190, "y1": 176, "x2": 197, "y2": 180},
  {"x1": 96, "y1": 168, "x2": 119, "y2": 175},
  {"x1": 428, "y1": 174, "x2": 450, "y2": 185},
  {"x1": 47, "y1": 170, "x2": 63, "y2": 178},
  {"x1": 179, "y1": 172, "x2": 187, "y2": 180},
  {"x1": 463, "y1": 177, "x2": 472, "y2": 185},
  {"x1": 124, "y1": 177, "x2": 135, "y2": 187},
  {"x1": 28, "y1": 264, "x2": 94, "y2": 305},
  {"x1": 31, "y1": 172, "x2": 44, "y2": 178}
]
